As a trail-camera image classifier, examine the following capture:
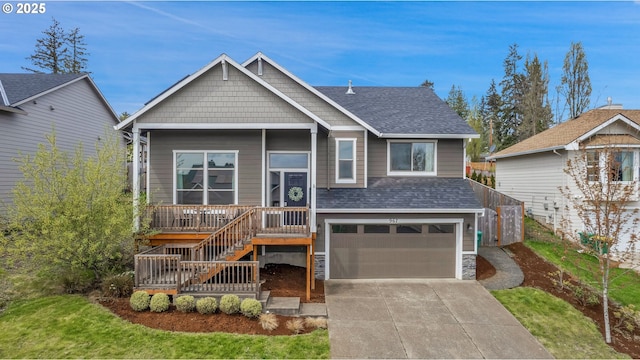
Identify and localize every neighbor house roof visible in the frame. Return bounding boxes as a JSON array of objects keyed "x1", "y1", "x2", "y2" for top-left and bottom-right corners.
[
  {"x1": 490, "y1": 109, "x2": 640, "y2": 159},
  {"x1": 316, "y1": 86, "x2": 477, "y2": 137},
  {"x1": 0, "y1": 73, "x2": 85, "y2": 105},
  {"x1": 316, "y1": 177, "x2": 483, "y2": 212}
]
